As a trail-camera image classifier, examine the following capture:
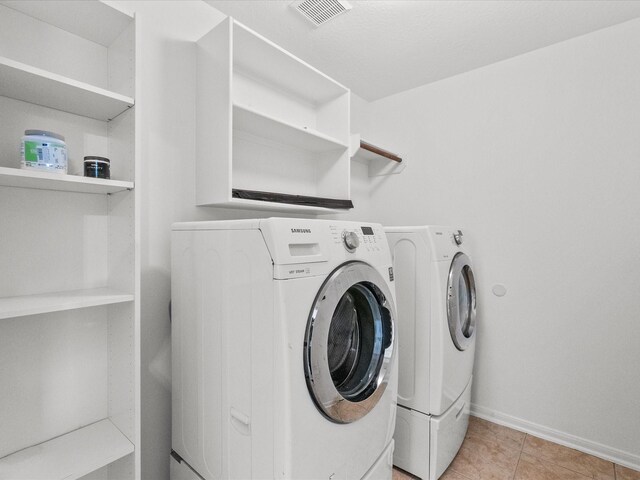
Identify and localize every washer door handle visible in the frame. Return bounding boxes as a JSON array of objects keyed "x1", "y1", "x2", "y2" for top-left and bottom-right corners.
[
  {"x1": 382, "y1": 306, "x2": 393, "y2": 349},
  {"x1": 230, "y1": 407, "x2": 251, "y2": 435},
  {"x1": 230, "y1": 407, "x2": 250, "y2": 425}
]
